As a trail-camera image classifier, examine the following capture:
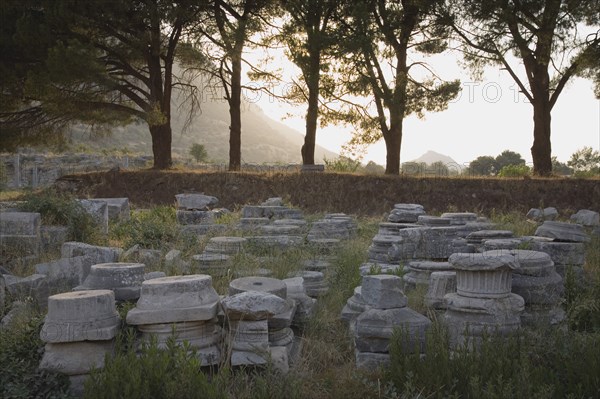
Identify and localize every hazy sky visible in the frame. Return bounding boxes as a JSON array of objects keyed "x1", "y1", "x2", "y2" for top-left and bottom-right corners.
[{"x1": 243, "y1": 48, "x2": 600, "y2": 168}]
